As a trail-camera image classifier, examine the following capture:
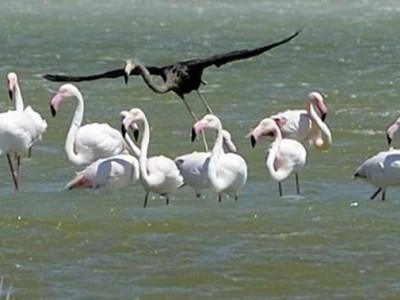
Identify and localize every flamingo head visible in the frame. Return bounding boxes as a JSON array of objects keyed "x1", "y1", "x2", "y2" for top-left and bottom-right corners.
[
  {"x1": 7, "y1": 72, "x2": 18, "y2": 100},
  {"x1": 309, "y1": 92, "x2": 327, "y2": 122},
  {"x1": 191, "y1": 114, "x2": 222, "y2": 142},
  {"x1": 120, "y1": 110, "x2": 140, "y2": 141},
  {"x1": 221, "y1": 129, "x2": 237, "y2": 153},
  {"x1": 249, "y1": 118, "x2": 279, "y2": 148},
  {"x1": 124, "y1": 59, "x2": 136, "y2": 84},
  {"x1": 50, "y1": 83, "x2": 80, "y2": 117},
  {"x1": 386, "y1": 118, "x2": 400, "y2": 146}
]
